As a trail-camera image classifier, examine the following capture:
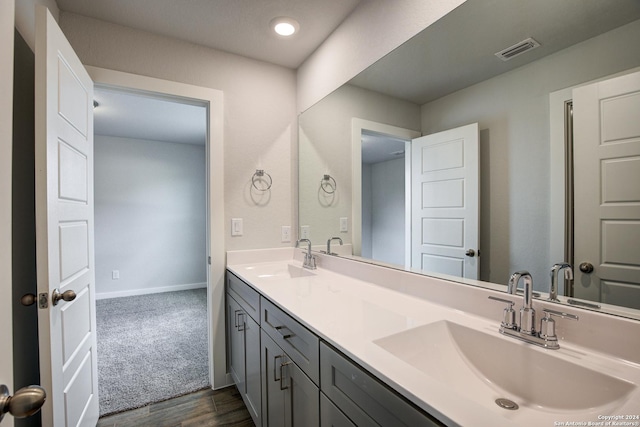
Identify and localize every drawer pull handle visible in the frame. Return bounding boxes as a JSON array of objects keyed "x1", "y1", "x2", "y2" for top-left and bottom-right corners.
[
  {"x1": 280, "y1": 361, "x2": 292, "y2": 391},
  {"x1": 275, "y1": 325, "x2": 293, "y2": 339}
]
